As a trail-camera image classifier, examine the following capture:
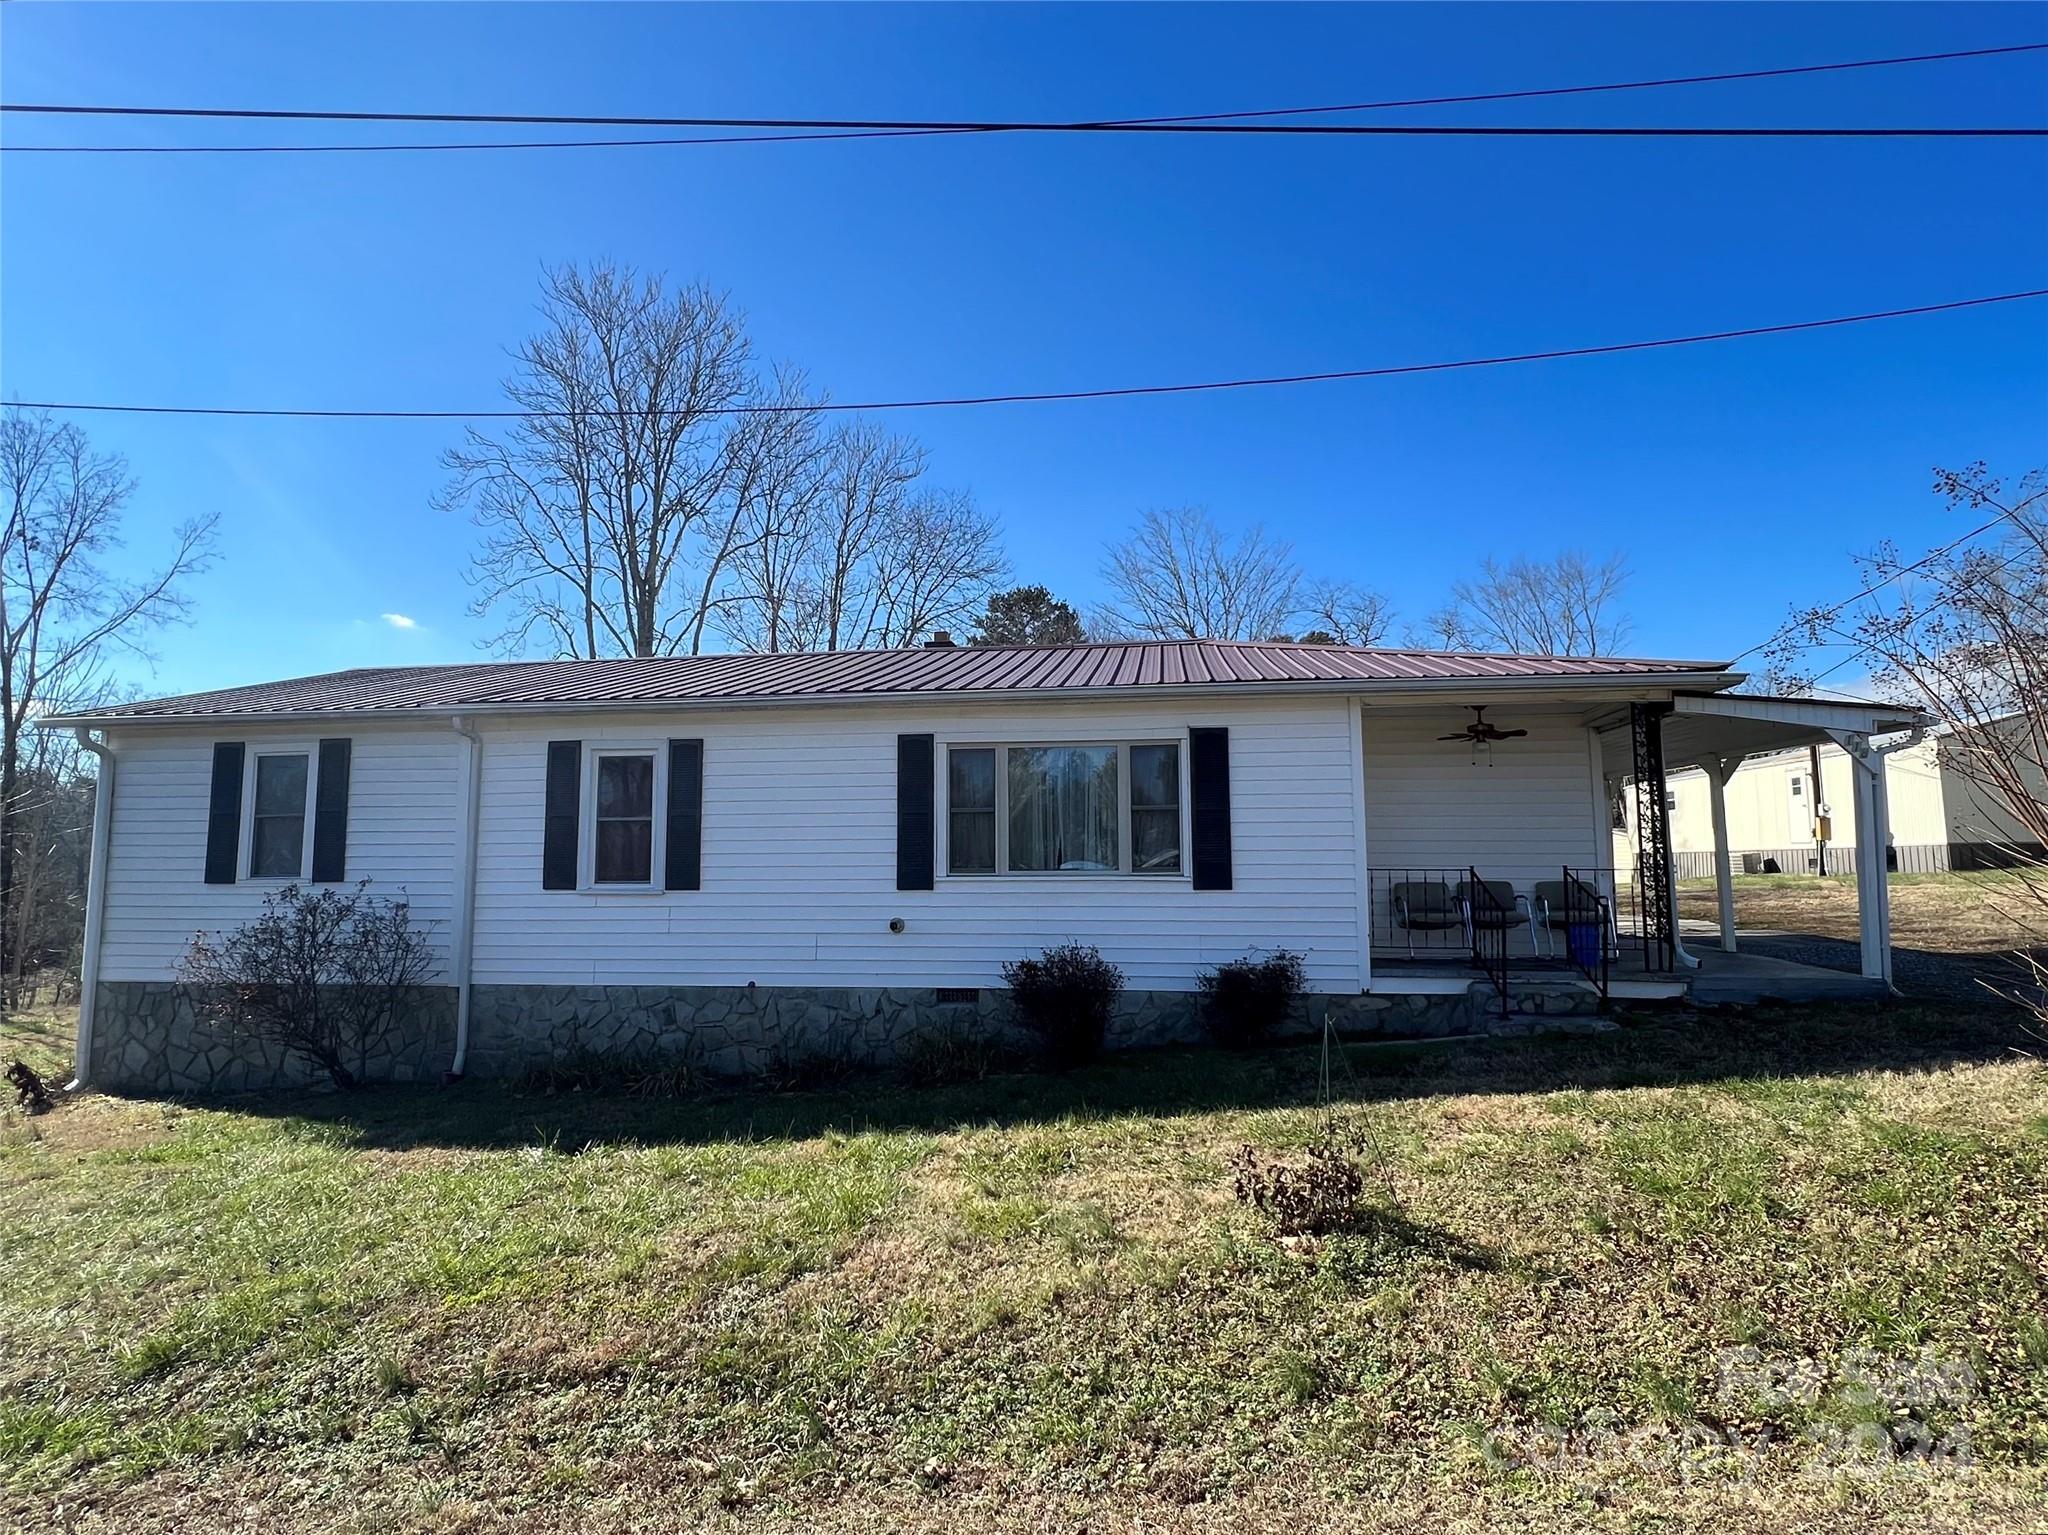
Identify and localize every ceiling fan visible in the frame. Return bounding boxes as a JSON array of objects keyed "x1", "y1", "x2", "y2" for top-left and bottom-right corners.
[{"x1": 1439, "y1": 706, "x2": 1528, "y2": 746}]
